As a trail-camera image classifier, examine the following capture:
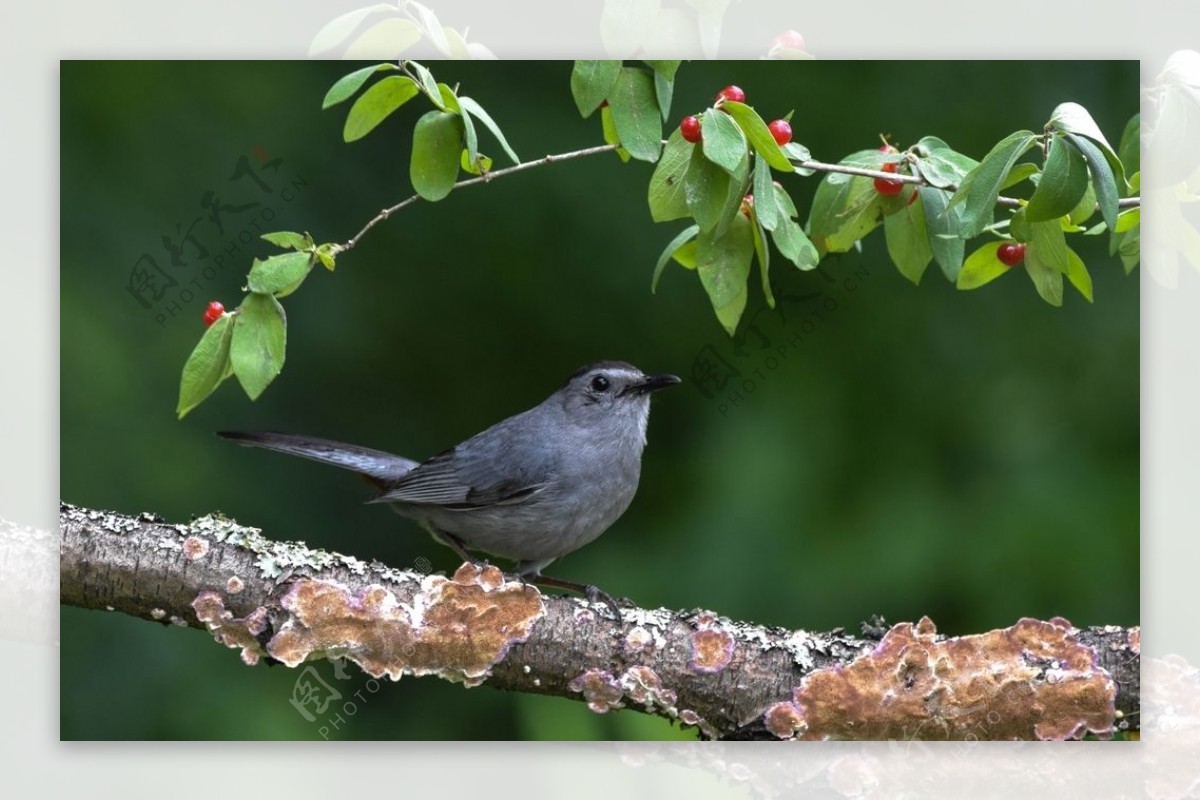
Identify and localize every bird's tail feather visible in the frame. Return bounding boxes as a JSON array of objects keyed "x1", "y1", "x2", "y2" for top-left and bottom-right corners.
[{"x1": 217, "y1": 431, "x2": 418, "y2": 488}]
